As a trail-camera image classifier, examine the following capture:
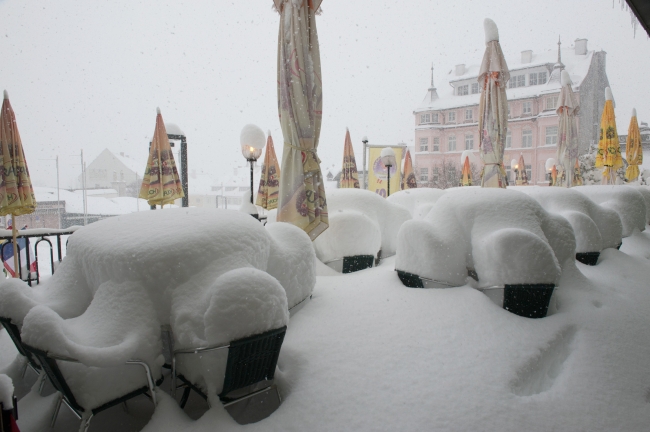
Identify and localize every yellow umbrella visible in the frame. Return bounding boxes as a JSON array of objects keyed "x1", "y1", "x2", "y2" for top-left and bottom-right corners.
[
  {"x1": 596, "y1": 87, "x2": 623, "y2": 185},
  {"x1": 460, "y1": 153, "x2": 473, "y2": 187},
  {"x1": 402, "y1": 149, "x2": 417, "y2": 190},
  {"x1": 340, "y1": 129, "x2": 360, "y2": 189},
  {"x1": 276, "y1": 0, "x2": 328, "y2": 240},
  {"x1": 478, "y1": 19, "x2": 509, "y2": 188},
  {"x1": 256, "y1": 132, "x2": 281, "y2": 210},
  {"x1": 517, "y1": 154, "x2": 529, "y2": 185},
  {"x1": 625, "y1": 108, "x2": 643, "y2": 182},
  {"x1": 139, "y1": 108, "x2": 184, "y2": 207},
  {"x1": 0, "y1": 90, "x2": 36, "y2": 277}
]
